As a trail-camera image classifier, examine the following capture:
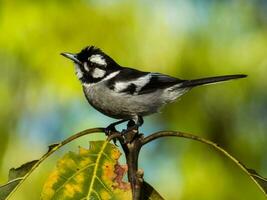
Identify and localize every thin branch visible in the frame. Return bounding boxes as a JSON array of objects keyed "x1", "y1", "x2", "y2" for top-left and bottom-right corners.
[
  {"x1": 6, "y1": 126, "x2": 266, "y2": 199},
  {"x1": 6, "y1": 128, "x2": 105, "y2": 200},
  {"x1": 117, "y1": 129, "x2": 143, "y2": 200},
  {"x1": 142, "y1": 130, "x2": 267, "y2": 197}
]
